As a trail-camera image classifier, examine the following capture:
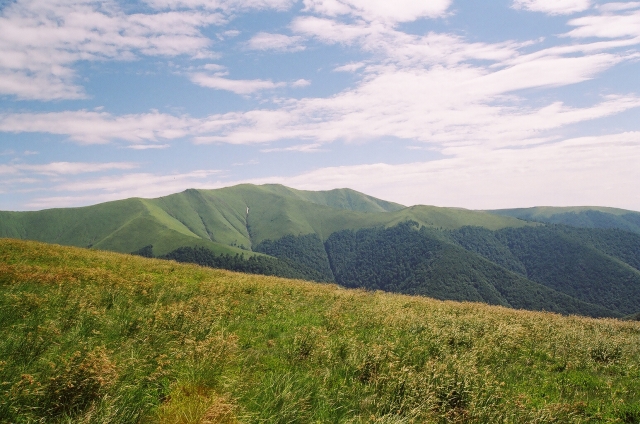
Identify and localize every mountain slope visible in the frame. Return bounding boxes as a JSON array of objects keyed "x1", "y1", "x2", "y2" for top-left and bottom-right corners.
[
  {"x1": 324, "y1": 222, "x2": 619, "y2": 317},
  {"x1": 0, "y1": 184, "x2": 528, "y2": 254},
  {"x1": 0, "y1": 197, "x2": 248, "y2": 257},
  {"x1": 2, "y1": 184, "x2": 640, "y2": 318},
  {"x1": 449, "y1": 225, "x2": 640, "y2": 316},
  {"x1": 490, "y1": 206, "x2": 640, "y2": 234}
]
